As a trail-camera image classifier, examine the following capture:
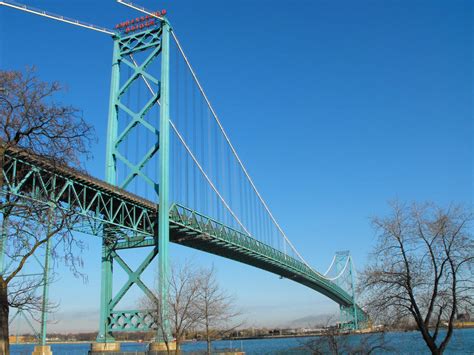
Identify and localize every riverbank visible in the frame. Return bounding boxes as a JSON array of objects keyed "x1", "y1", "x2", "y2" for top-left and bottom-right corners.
[
  {"x1": 10, "y1": 328, "x2": 474, "y2": 354},
  {"x1": 10, "y1": 323, "x2": 474, "y2": 346}
]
